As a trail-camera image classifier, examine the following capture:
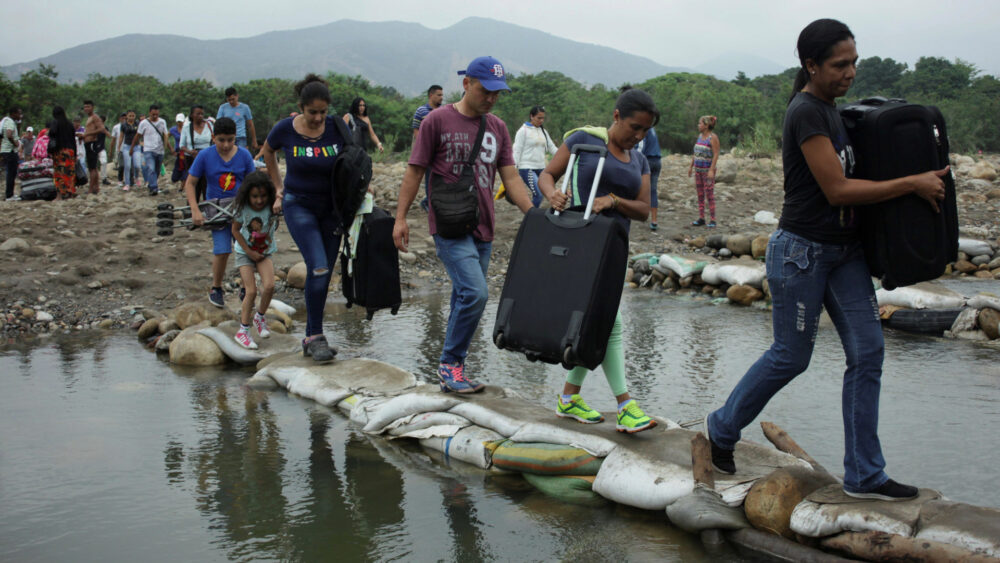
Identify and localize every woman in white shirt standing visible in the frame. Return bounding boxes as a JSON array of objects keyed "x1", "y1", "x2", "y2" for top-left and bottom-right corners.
[{"x1": 512, "y1": 106, "x2": 558, "y2": 207}]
